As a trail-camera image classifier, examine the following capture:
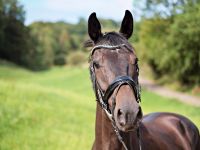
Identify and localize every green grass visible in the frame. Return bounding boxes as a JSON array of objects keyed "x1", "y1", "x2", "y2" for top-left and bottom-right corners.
[{"x1": 0, "y1": 62, "x2": 199, "y2": 150}]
